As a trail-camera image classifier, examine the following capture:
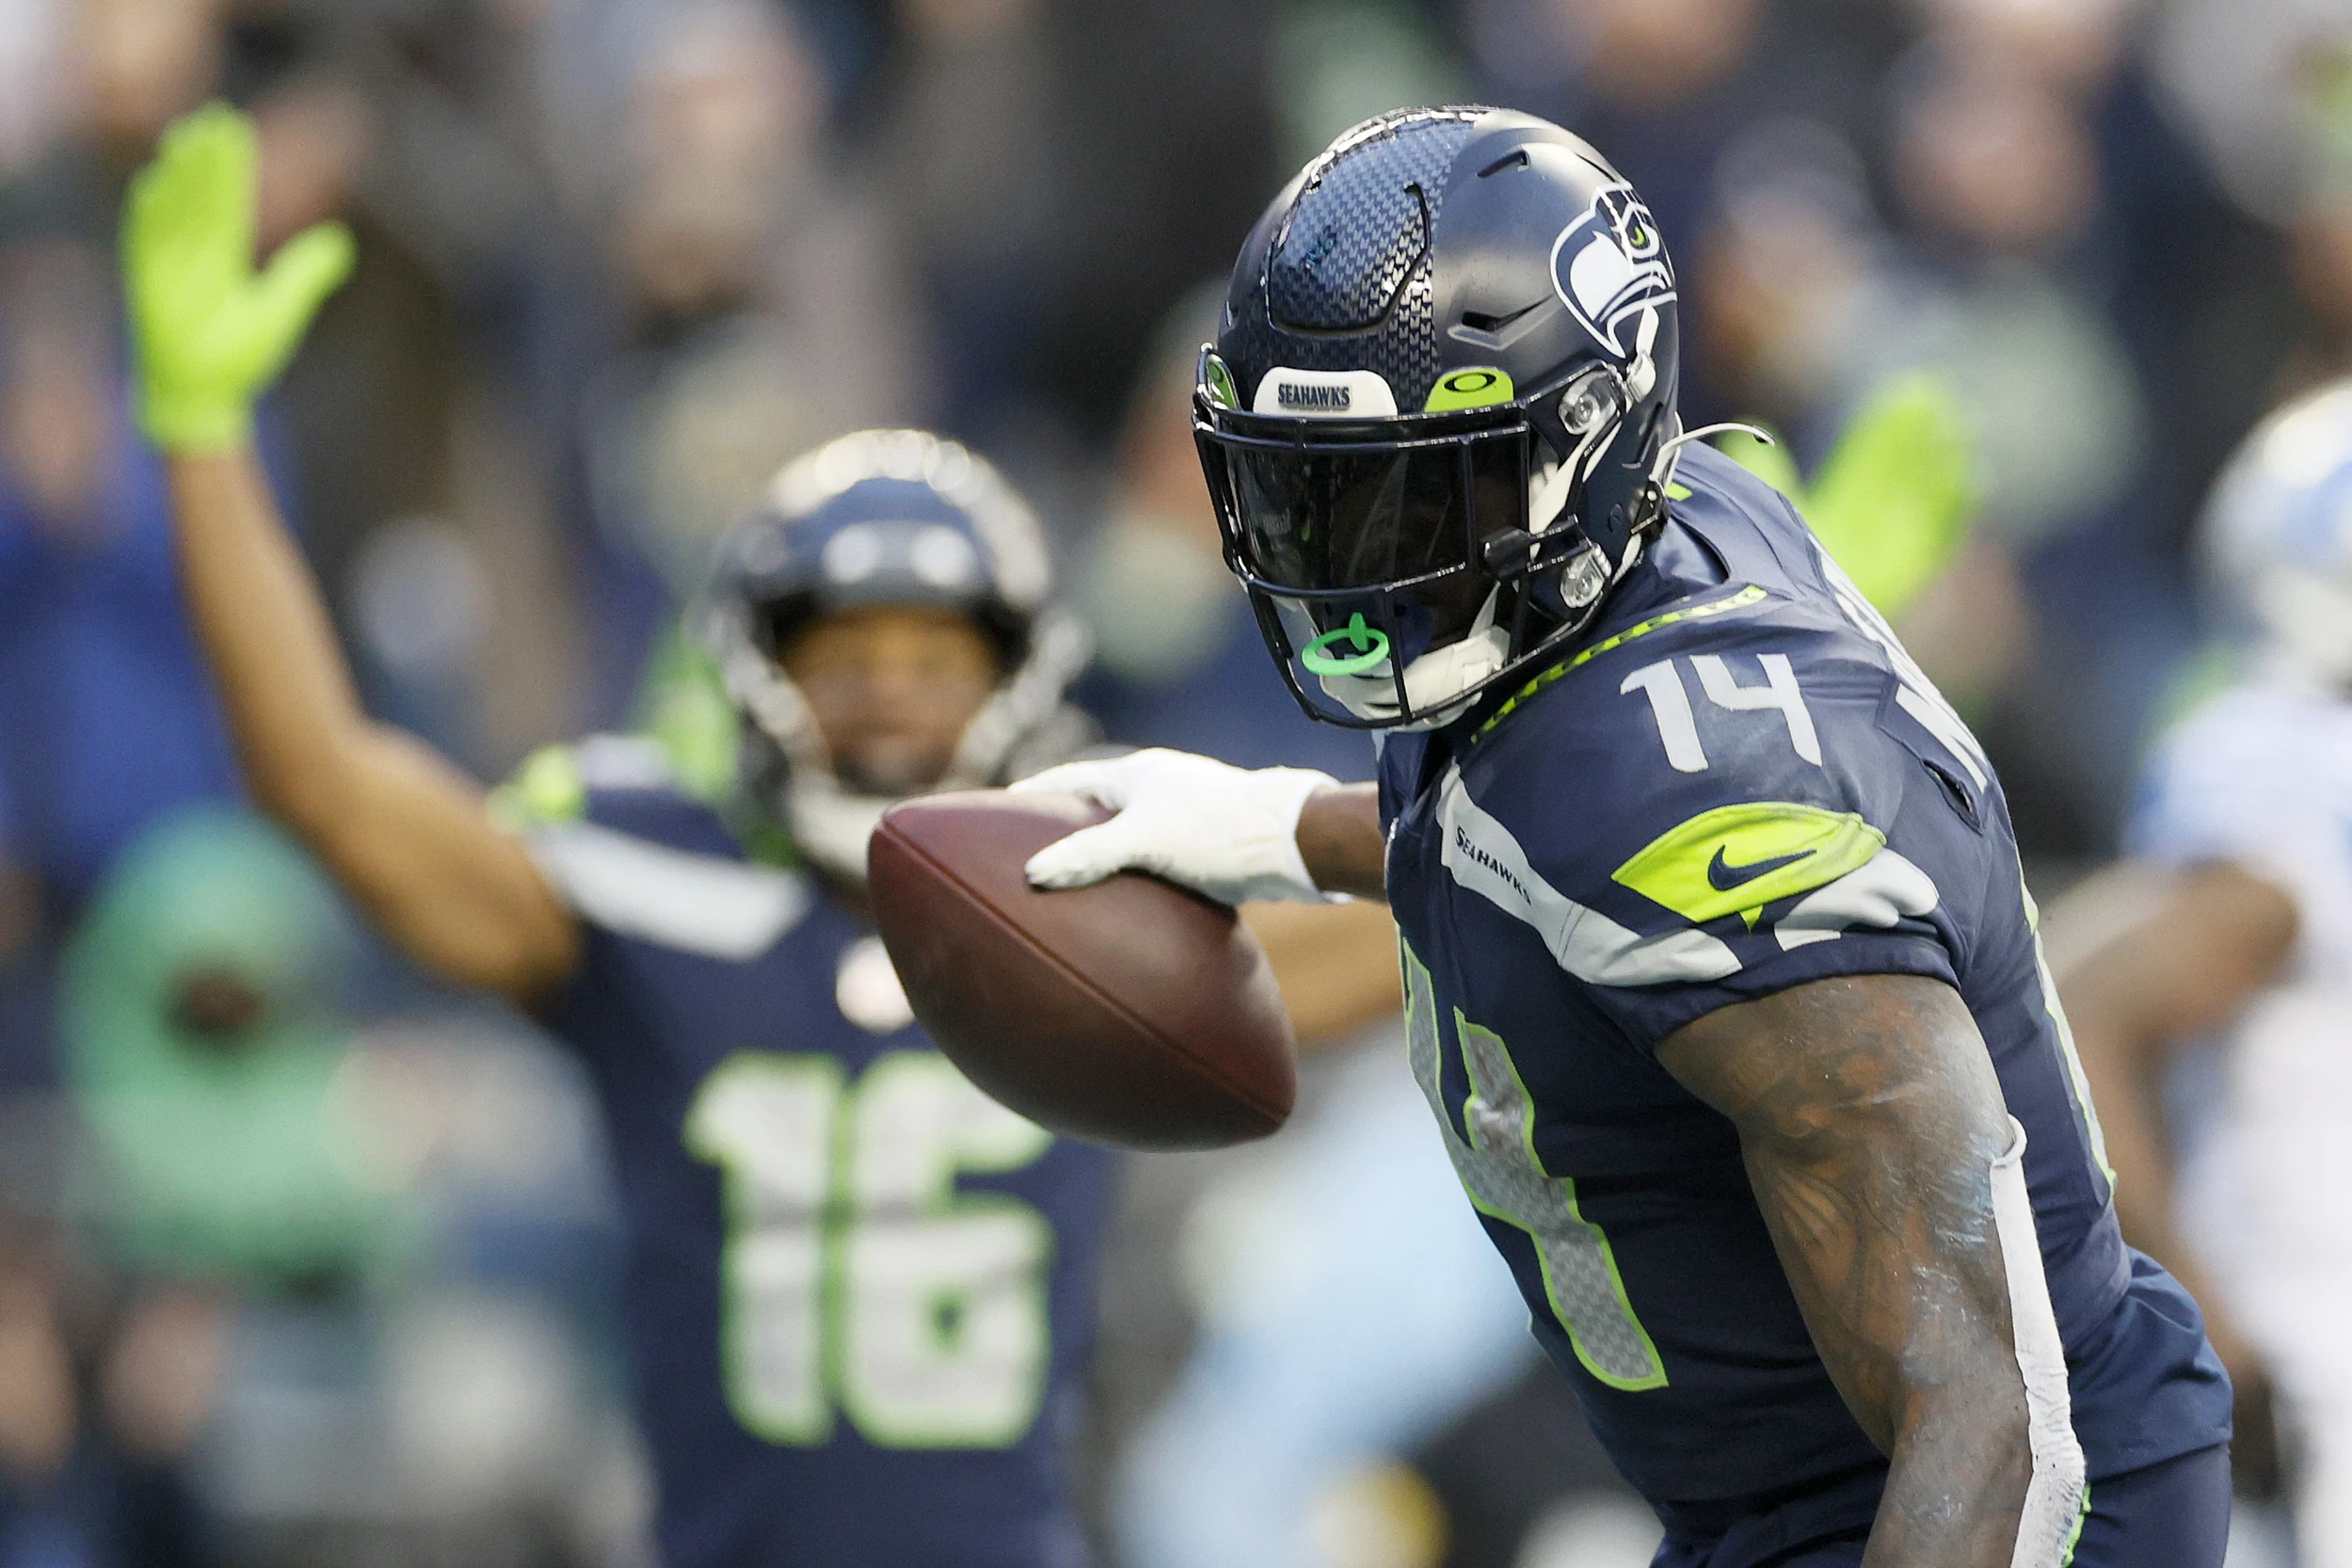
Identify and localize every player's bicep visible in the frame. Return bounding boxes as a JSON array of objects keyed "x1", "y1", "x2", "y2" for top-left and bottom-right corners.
[
  {"x1": 1656, "y1": 973, "x2": 2019, "y2": 1452},
  {"x1": 317, "y1": 728, "x2": 581, "y2": 1001}
]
